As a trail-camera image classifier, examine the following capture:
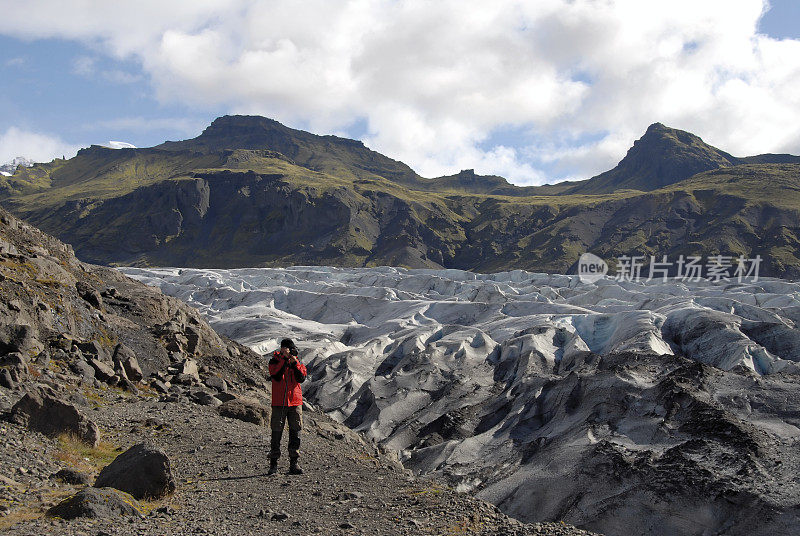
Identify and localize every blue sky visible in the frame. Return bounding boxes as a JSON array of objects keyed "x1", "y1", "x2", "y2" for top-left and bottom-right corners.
[
  {"x1": 1, "y1": 0, "x2": 799, "y2": 184},
  {"x1": 0, "y1": 36, "x2": 222, "y2": 148}
]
